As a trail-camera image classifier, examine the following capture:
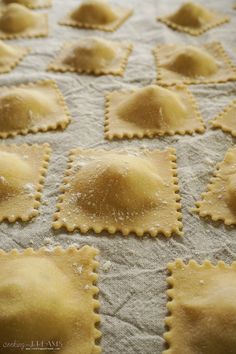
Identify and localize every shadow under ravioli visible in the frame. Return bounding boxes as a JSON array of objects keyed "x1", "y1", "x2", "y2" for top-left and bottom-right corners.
[
  {"x1": 157, "y1": 2, "x2": 229, "y2": 36},
  {"x1": 0, "y1": 3, "x2": 48, "y2": 39},
  {"x1": 59, "y1": 0, "x2": 133, "y2": 32},
  {"x1": 53, "y1": 148, "x2": 183, "y2": 237},
  {"x1": 48, "y1": 37, "x2": 132, "y2": 76},
  {"x1": 164, "y1": 260, "x2": 236, "y2": 354},
  {"x1": 105, "y1": 85, "x2": 205, "y2": 139},
  {"x1": 154, "y1": 42, "x2": 236, "y2": 85}
]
